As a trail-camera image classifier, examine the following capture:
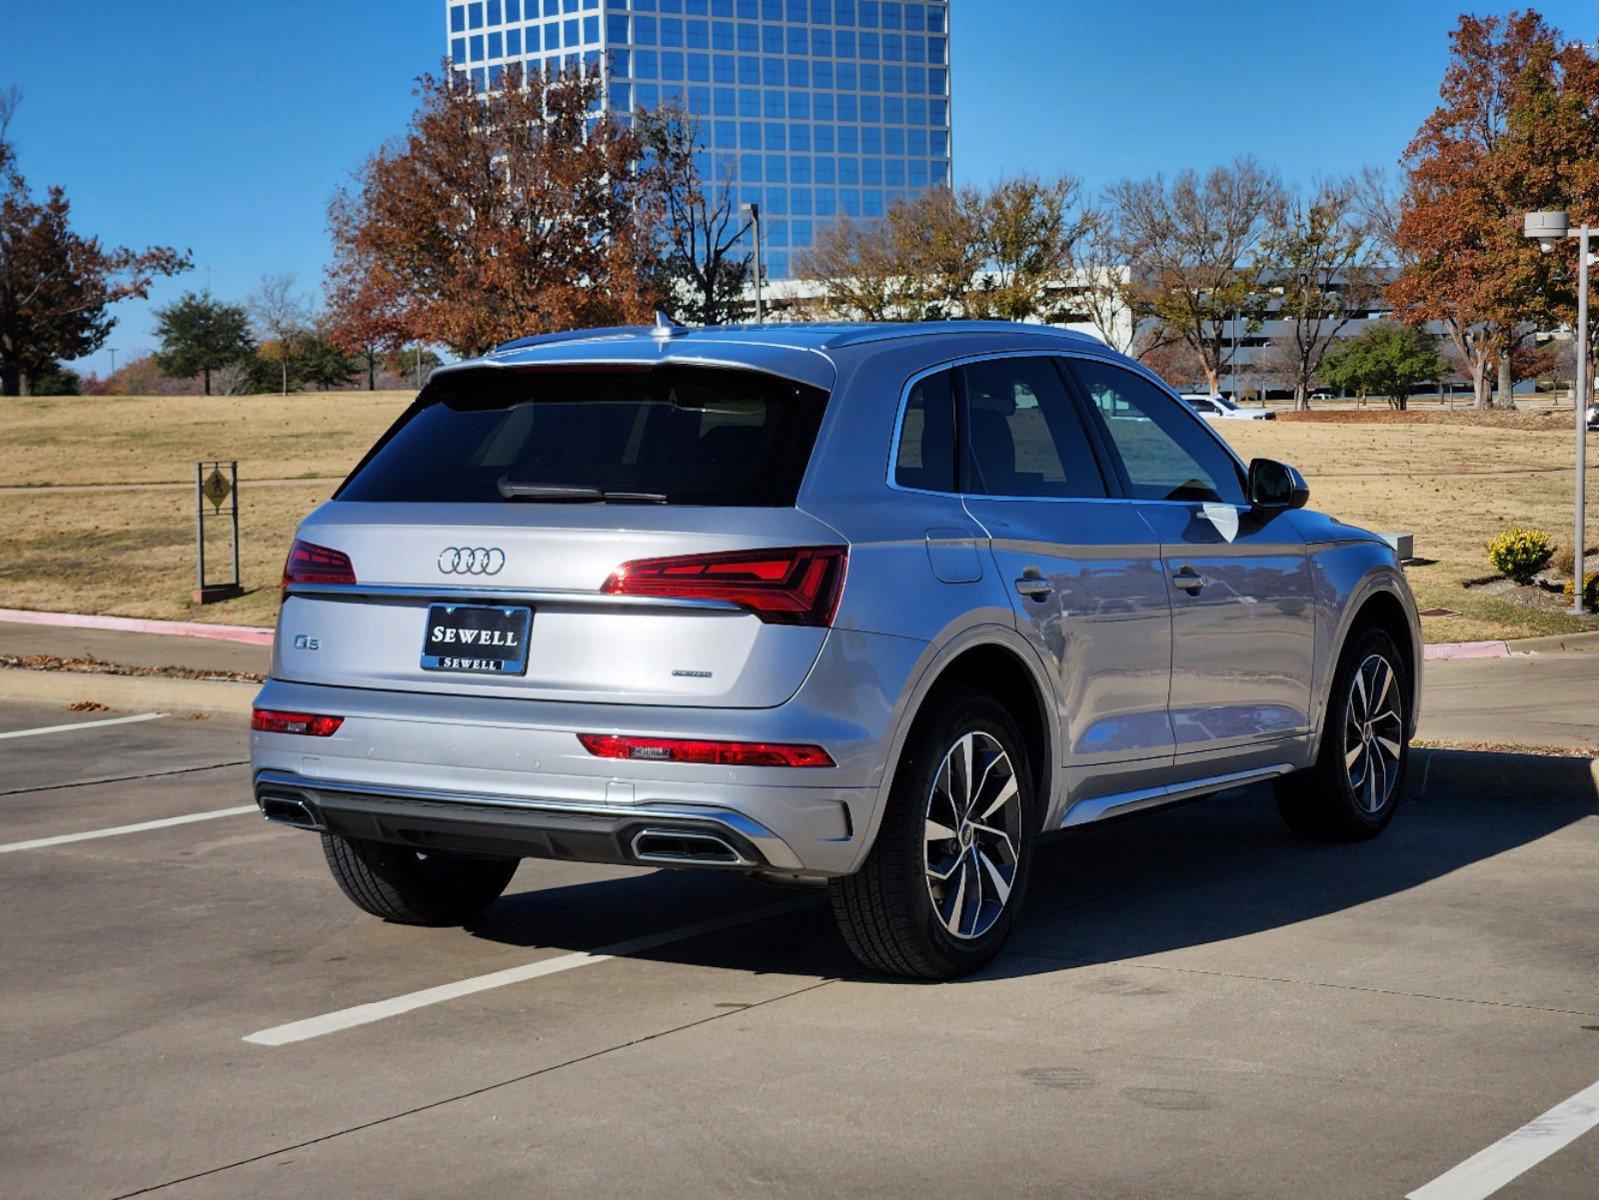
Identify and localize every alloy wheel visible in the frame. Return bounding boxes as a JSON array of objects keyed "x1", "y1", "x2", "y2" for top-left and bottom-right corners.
[
  {"x1": 1344, "y1": 653, "x2": 1403, "y2": 813},
  {"x1": 923, "y1": 731, "x2": 1023, "y2": 940}
]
